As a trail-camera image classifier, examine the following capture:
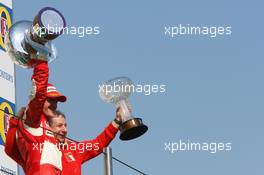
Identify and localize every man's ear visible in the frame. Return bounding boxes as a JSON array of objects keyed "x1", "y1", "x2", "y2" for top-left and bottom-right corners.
[{"x1": 48, "y1": 118, "x2": 53, "y2": 127}]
